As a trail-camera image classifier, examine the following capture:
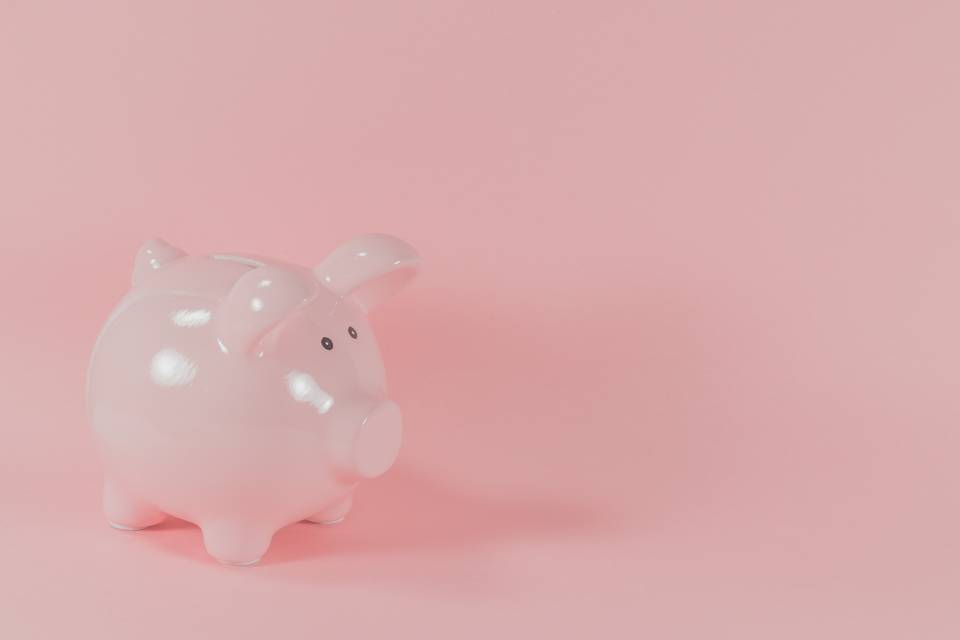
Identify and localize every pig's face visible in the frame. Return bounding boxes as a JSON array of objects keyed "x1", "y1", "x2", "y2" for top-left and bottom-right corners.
[
  {"x1": 211, "y1": 234, "x2": 420, "y2": 481},
  {"x1": 267, "y1": 291, "x2": 401, "y2": 479}
]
